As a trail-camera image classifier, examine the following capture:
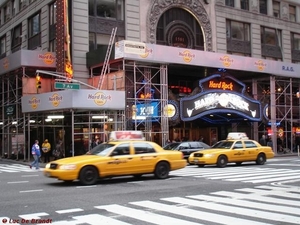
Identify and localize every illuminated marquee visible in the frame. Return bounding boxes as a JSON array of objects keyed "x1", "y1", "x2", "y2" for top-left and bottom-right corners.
[
  {"x1": 180, "y1": 73, "x2": 262, "y2": 122},
  {"x1": 181, "y1": 91, "x2": 261, "y2": 121}
]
